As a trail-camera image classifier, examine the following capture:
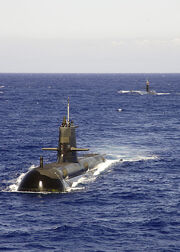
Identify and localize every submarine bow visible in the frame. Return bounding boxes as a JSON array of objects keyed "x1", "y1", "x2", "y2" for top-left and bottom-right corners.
[{"x1": 18, "y1": 167, "x2": 64, "y2": 192}]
